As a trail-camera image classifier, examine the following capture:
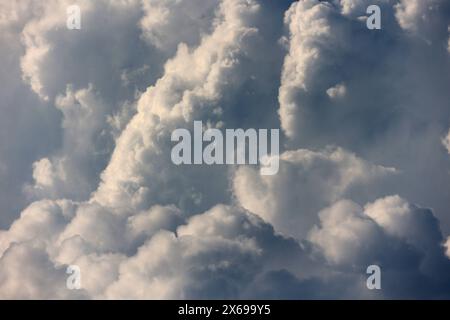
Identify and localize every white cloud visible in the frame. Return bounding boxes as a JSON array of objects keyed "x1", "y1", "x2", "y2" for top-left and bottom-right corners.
[
  {"x1": 103, "y1": 206, "x2": 264, "y2": 299},
  {"x1": 0, "y1": 0, "x2": 450, "y2": 299},
  {"x1": 326, "y1": 83, "x2": 346, "y2": 99},
  {"x1": 394, "y1": 0, "x2": 441, "y2": 33},
  {"x1": 309, "y1": 199, "x2": 386, "y2": 266},
  {"x1": 364, "y1": 195, "x2": 448, "y2": 264},
  {"x1": 69, "y1": 253, "x2": 125, "y2": 297},
  {"x1": 103, "y1": 204, "x2": 309, "y2": 299},
  {"x1": 445, "y1": 237, "x2": 450, "y2": 258},
  {"x1": 0, "y1": 242, "x2": 87, "y2": 299},
  {"x1": 309, "y1": 196, "x2": 450, "y2": 297},
  {"x1": 25, "y1": 86, "x2": 112, "y2": 201},
  {"x1": 57, "y1": 203, "x2": 128, "y2": 254},
  {"x1": 17, "y1": 0, "x2": 151, "y2": 101},
  {"x1": 140, "y1": 0, "x2": 220, "y2": 51},
  {"x1": 0, "y1": 199, "x2": 76, "y2": 257},
  {"x1": 127, "y1": 205, "x2": 184, "y2": 241},
  {"x1": 443, "y1": 129, "x2": 450, "y2": 154},
  {"x1": 279, "y1": 0, "x2": 339, "y2": 138},
  {"x1": 447, "y1": 25, "x2": 450, "y2": 54},
  {"x1": 31, "y1": 158, "x2": 57, "y2": 188},
  {"x1": 92, "y1": 0, "x2": 262, "y2": 214},
  {"x1": 233, "y1": 147, "x2": 396, "y2": 238}
]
